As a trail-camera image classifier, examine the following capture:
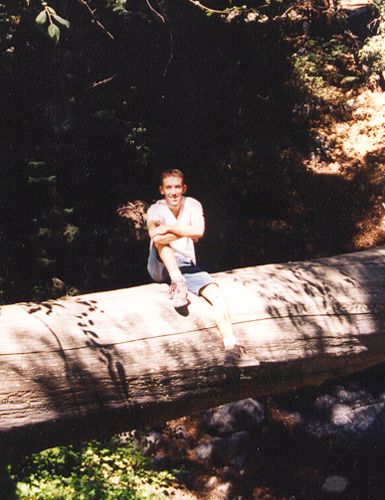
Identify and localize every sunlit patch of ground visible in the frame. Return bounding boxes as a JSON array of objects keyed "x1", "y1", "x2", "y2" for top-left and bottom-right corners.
[
  {"x1": 303, "y1": 85, "x2": 385, "y2": 250},
  {"x1": 305, "y1": 89, "x2": 385, "y2": 173},
  {"x1": 335, "y1": 90, "x2": 385, "y2": 161}
]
